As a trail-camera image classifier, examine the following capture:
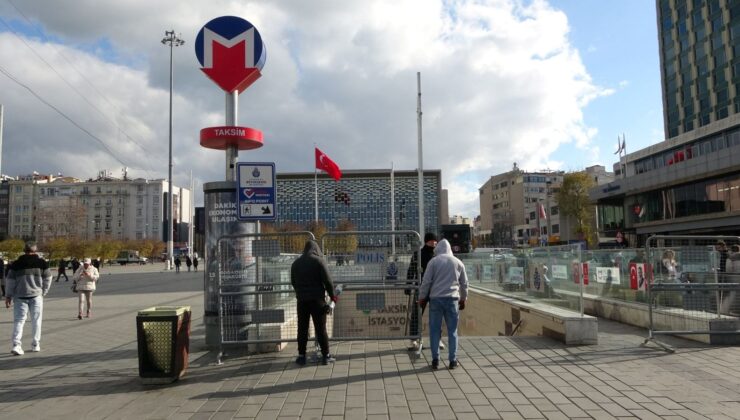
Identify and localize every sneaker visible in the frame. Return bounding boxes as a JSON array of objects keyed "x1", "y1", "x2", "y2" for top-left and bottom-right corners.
[
  {"x1": 439, "y1": 341, "x2": 445, "y2": 350},
  {"x1": 431, "y1": 359, "x2": 439, "y2": 370},
  {"x1": 407, "y1": 340, "x2": 419, "y2": 351},
  {"x1": 449, "y1": 360, "x2": 458, "y2": 370},
  {"x1": 11, "y1": 345, "x2": 24, "y2": 356},
  {"x1": 321, "y1": 354, "x2": 336, "y2": 365},
  {"x1": 31, "y1": 344, "x2": 40, "y2": 352},
  {"x1": 295, "y1": 355, "x2": 306, "y2": 366}
]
